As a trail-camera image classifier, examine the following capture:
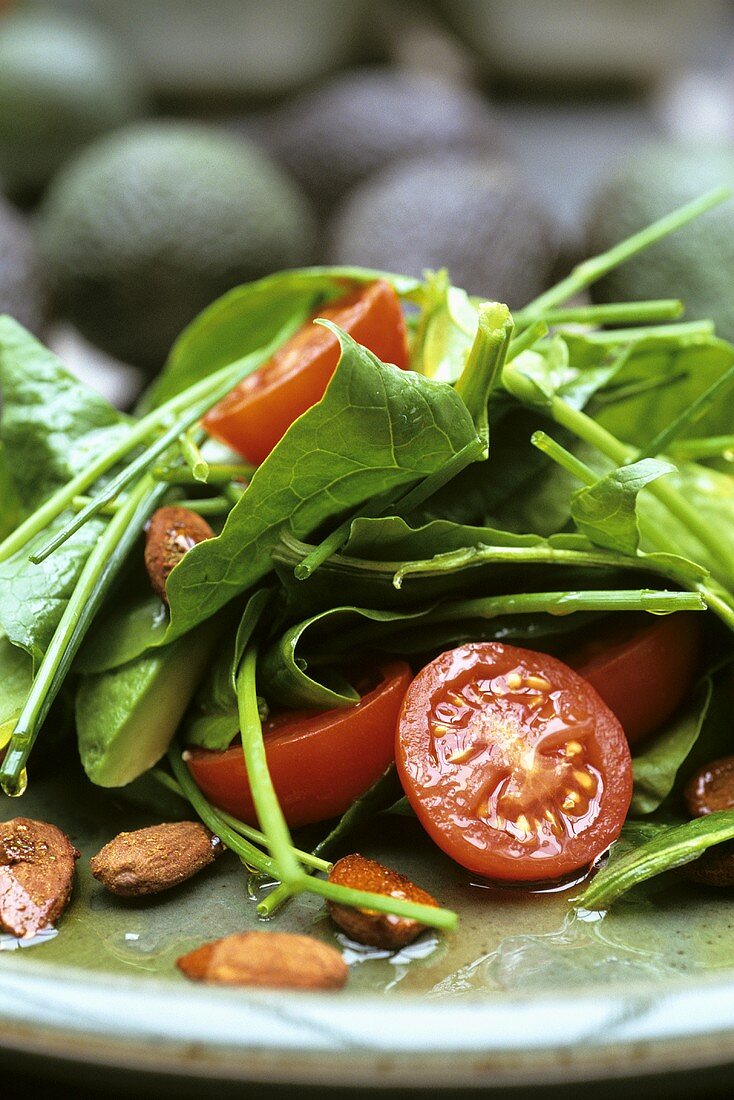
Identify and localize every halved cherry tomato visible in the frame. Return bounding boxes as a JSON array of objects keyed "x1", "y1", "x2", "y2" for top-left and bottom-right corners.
[
  {"x1": 569, "y1": 613, "x2": 702, "y2": 746},
  {"x1": 396, "y1": 643, "x2": 632, "y2": 882},
  {"x1": 203, "y1": 280, "x2": 409, "y2": 465},
  {"x1": 185, "y1": 659, "x2": 412, "y2": 828}
]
